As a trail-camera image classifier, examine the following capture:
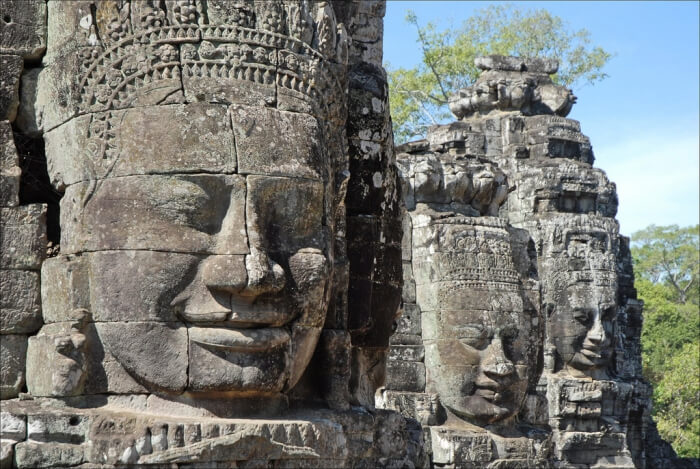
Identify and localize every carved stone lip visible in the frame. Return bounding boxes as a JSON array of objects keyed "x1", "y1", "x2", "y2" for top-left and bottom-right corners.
[
  {"x1": 580, "y1": 347, "x2": 605, "y2": 359},
  {"x1": 474, "y1": 387, "x2": 503, "y2": 402},
  {"x1": 189, "y1": 327, "x2": 290, "y2": 352}
]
